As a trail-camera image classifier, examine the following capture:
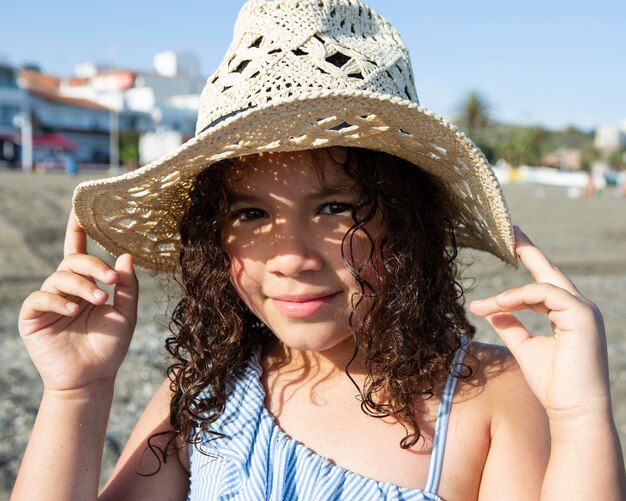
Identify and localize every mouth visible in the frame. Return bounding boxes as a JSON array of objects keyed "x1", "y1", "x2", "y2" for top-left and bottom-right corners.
[{"x1": 271, "y1": 292, "x2": 339, "y2": 318}]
